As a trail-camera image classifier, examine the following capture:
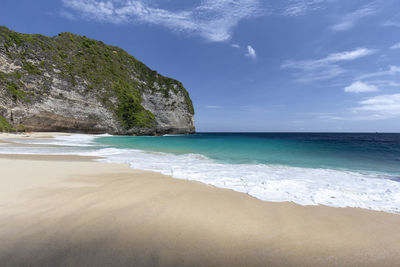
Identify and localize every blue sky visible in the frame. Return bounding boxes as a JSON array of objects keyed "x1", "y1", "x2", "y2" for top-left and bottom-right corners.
[{"x1": 1, "y1": 0, "x2": 400, "y2": 132}]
